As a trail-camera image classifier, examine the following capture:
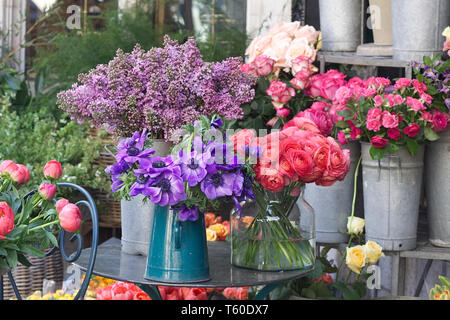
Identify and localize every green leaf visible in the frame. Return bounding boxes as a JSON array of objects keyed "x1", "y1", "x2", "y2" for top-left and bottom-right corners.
[
  {"x1": 5, "y1": 249, "x2": 18, "y2": 269},
  {"x1": 335, "y1": 120, "x2": 350, "y2": 129},
  {"x1": 424, "y1": 127, "x2": 440, "y2": 142},
  {"x1": 406, "y1": 138, "x2": 419, "y2": 155},
  {"x1": 45, "y1": 230, "x2": 59, "y2": 248},
  {"x1": 18, "y1": 244, "x2": 45, "y2": 258},
  {"x1": 17, "y1": 253, "x2": 32, "y2": 267},
  {"x1": 369, "y1": 146, "x2": 387, "y2": 160}
]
